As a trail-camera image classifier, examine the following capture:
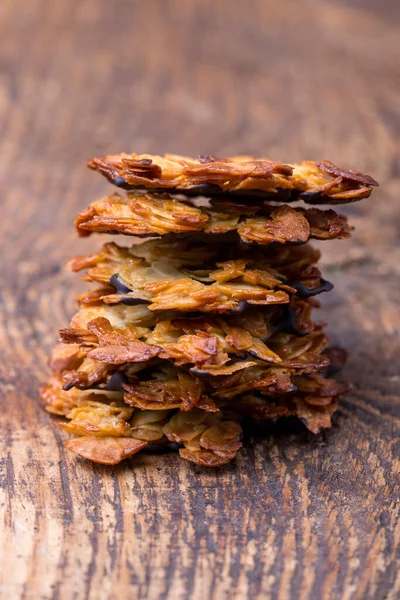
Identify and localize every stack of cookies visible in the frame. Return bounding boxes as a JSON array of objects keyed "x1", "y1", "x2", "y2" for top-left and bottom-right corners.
[{"x1": 40, "y1": 154, "x2": 378, "y2": 466}]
